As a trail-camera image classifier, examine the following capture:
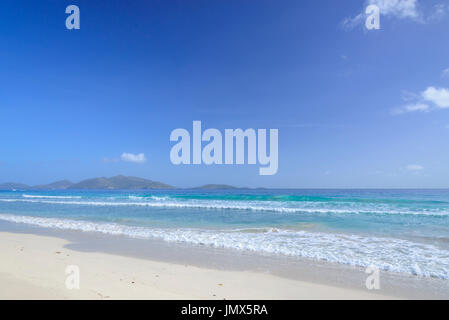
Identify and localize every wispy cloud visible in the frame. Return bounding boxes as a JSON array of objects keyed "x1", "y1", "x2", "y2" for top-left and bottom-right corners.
[
  {"x1": 120, "y1": 153, "x2": 147, "y2": 164},
  {"x1": 342, "y1": 13, "x2": 365, "y2": 30},
  {"x1": 442, "y1": 67, "x2": 449, "y2": 78},
  {"x1": 392, "y1": 103, "x2": 430, "y2": 115},
  {"x1": 428, "y1": 3, "x2": 449, "y2": 21},
  {"x1": 401, "y1": 90, "x2": 420, "y2": 101},
  {"x1": 101, "y1": 157, "x2": 119, "y2": 163},
  {"x1": 407, "y1": 164, "x2": 424, "y2": 171}
]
